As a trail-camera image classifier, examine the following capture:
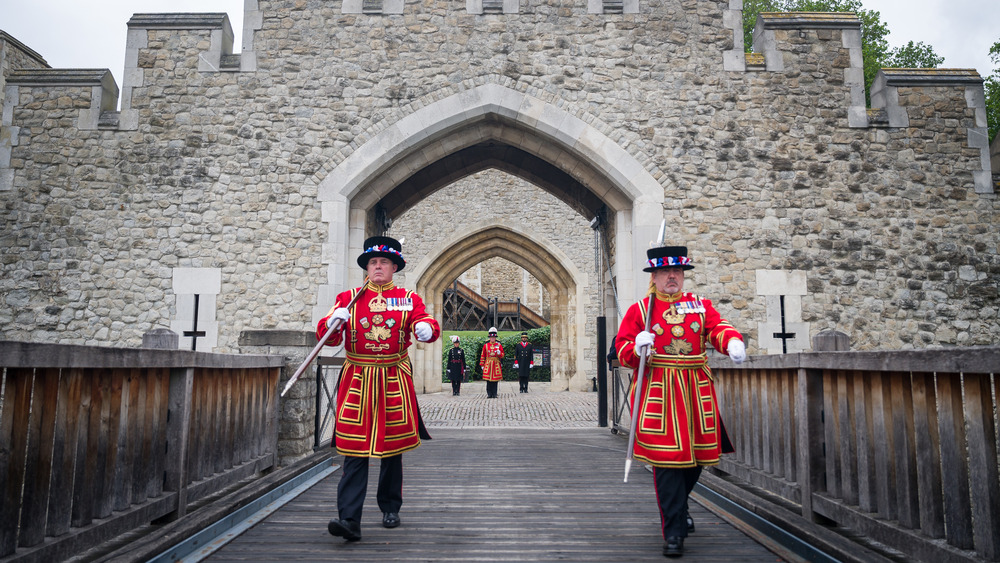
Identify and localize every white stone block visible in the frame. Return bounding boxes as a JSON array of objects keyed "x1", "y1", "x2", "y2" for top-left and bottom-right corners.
[
  {"x1": 172, "y1": 268, "x2": 222, "y2": 295},
  {"x1": 756, "y1": 270, "x2": 807, "y2": 295}
]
